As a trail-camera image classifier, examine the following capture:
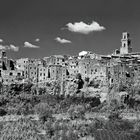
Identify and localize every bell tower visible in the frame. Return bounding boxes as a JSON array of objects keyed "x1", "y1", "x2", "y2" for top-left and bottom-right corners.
[{"x1": 120, "y1": 32, "x2": 132, "y2": 54}]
